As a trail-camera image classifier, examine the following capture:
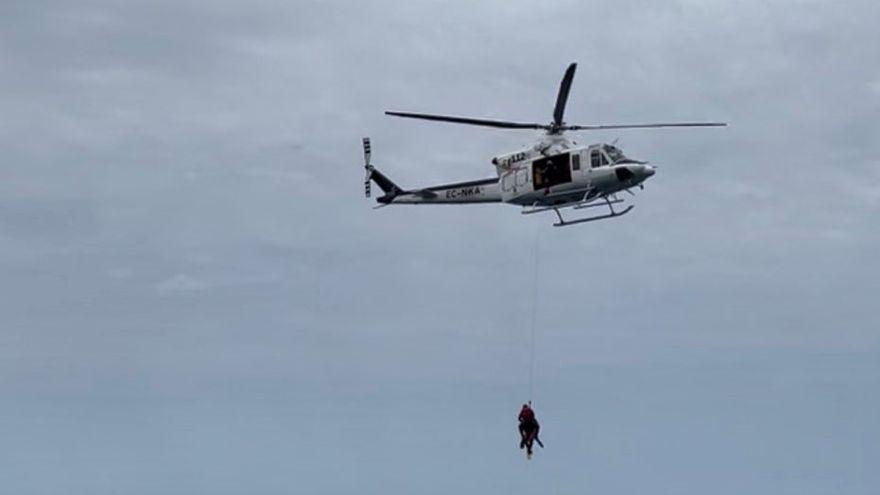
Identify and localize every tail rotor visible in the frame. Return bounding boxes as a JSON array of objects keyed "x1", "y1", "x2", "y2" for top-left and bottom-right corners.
[
  {"x1": 359, "y1": 137, "x2": 403, "y2": 204},
  {"x1": 363, "y1": 137, "x2": 373, "y2": 198}
]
